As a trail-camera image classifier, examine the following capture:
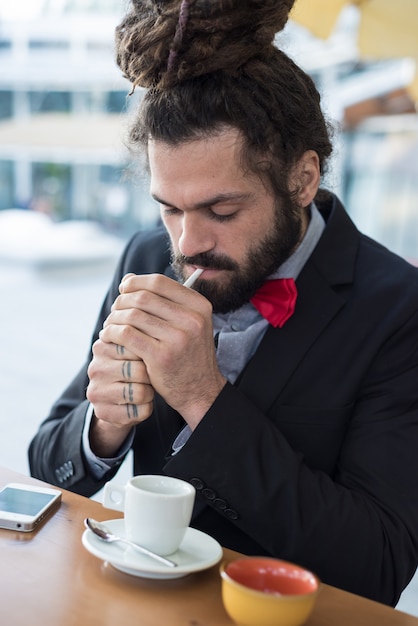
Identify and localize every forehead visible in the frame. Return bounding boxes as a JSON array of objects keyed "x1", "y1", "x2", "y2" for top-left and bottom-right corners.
[
  {"x1": 148, "y1": 129, "x2": 243, "y2": 176},
  {"x1": 148, "y1": 129, "x2": 259, "y2": 199}
]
